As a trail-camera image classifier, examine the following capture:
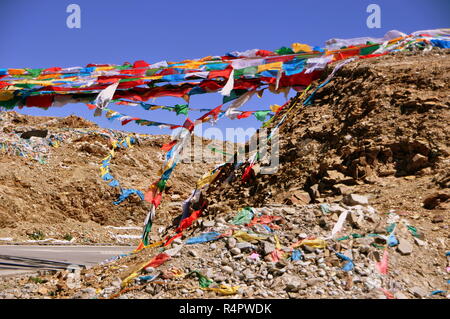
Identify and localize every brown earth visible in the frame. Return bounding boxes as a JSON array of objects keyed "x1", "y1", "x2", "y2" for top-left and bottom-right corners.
[{"x1": 0, "y1": 111, "x2": 234, "y2": 243}]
